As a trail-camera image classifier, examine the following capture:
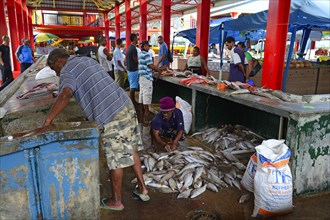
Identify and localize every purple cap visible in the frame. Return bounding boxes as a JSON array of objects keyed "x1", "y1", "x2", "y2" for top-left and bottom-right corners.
[{"x1": 159, "y1": 97, "x2": 175, "y2": 111}]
